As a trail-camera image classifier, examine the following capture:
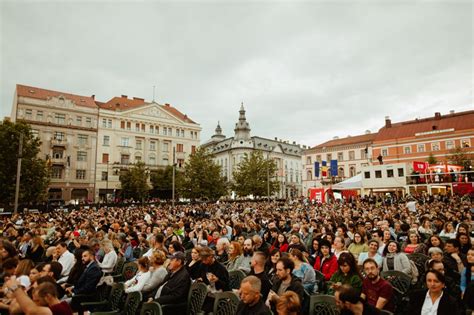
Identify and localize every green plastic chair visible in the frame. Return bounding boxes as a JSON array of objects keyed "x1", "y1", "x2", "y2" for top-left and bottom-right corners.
[
  {"x1": 92, "y1": 291, "x2": 142, "y2": 315},
  {"x1": 186, "y1": 282, "x2": 208, "y2": 315},
  {"x1": 309, "y1": 294, "x2": 339, "y2": 315},
  {"x1": 113, "y1": 257, "x2": 126, "y2": 276},
  {"x1": 212, "y1": 291, "x2": 240, "y2": 315},
  {"x1": 140, "y1": 302, "x2": 163, "y2": 315},
  {"x1": 113, "y1": 261, "x2": 138, "y2": 282},
  {"x1": 81, "y1": 283, "x2": 125, "y2": 314},
  {"x1": 228, "y1": 270, "x2": 246, "y2": 290},
  {"x1": 380, "y1": 270, "x2": 412, "y2": 295}
]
